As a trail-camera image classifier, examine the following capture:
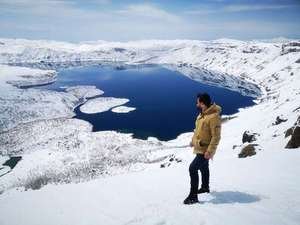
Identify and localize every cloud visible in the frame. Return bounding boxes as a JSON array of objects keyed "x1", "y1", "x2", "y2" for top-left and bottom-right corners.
[
  {"x1": 0, "y1": 0, "x2": 79, "y2": 15},
  {"x1": 115, "y1": 4, "x2": 182, "y2": 23},
  {"x1": 0, "y1": 1, "x2": 184, "y2": 41},
  {"x1": 0, "y1": 1, "x2": 181, "y2": 23},
  {"x1": 90, "y1": 0, "x2": 111, "y2": 4},
  {"x1": 0, "y1": 1, "x2": 299, "y2": 41},
  {"x1": 224, "y1": 4, "x2": 294, "y2": 12},
  {"x1": 185, "y1": 3, "x2": 296, "y2": 15}
]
